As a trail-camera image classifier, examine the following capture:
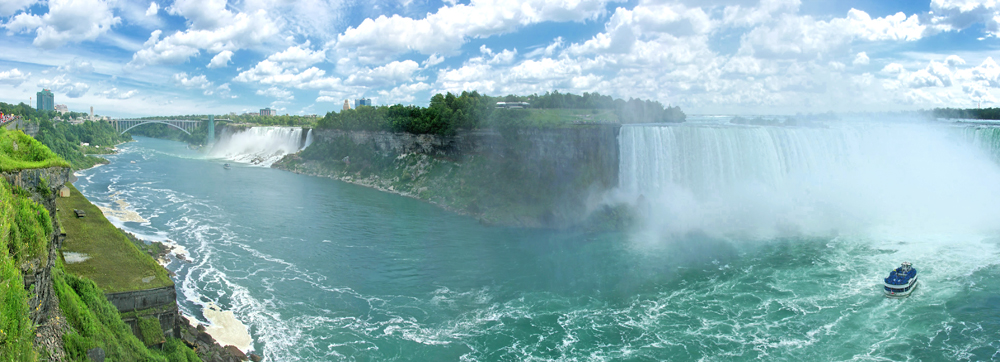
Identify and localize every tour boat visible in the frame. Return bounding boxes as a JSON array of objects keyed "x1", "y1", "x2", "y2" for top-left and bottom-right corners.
[
  {"x1": 224, "y1": 163, "x2": 231, "y2": 169},
  {"x1": 884, "y1": 262, "x2": 917, "y2": 297}
]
